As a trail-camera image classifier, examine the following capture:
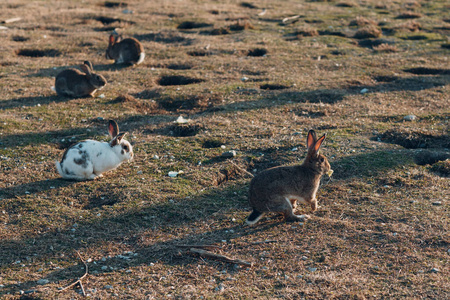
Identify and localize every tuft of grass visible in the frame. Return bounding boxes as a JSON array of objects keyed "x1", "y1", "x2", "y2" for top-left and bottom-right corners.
[
  {"x1": 373, "y1": 43, "x2": 399, "y2": 52},
  {"x1": 396, "y1": 11, "x2": 422, "y2": 19},
  {"x1": 349, "y1": 16, "x2": 377, "y2": 27},
  {"x1": 353, "y1": 25, "x2": 382, "y2": 39}
]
